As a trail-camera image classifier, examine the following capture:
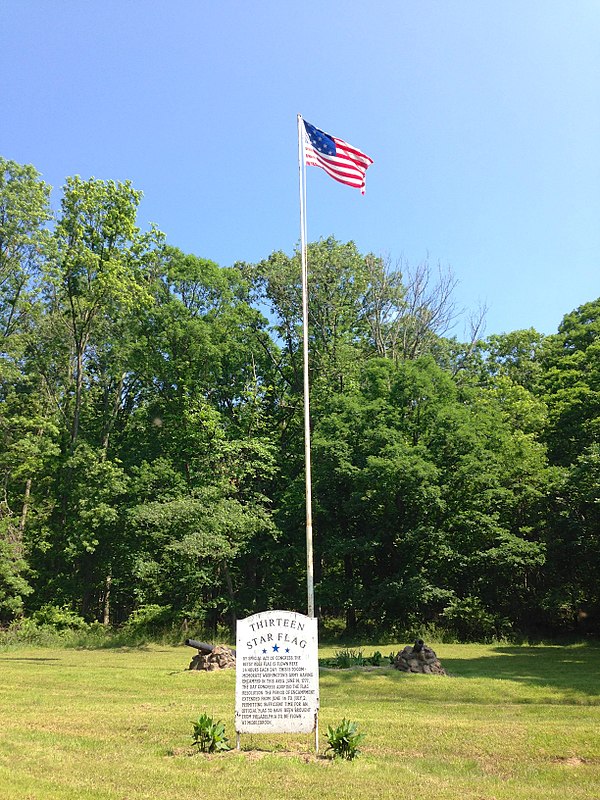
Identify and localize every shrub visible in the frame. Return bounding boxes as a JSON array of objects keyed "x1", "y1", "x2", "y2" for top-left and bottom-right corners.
[
  {"x1": 325, "y1": 718, "x2": 365, "y2": 760},
  {"x1": 32, "y1": 604, "x2": 89, "y2": 631},
  {"x1": 122, "y1": 604, "x2": 174, "y2": 637},
  {"x1": 441, "y1": 595, "x2": 512, "y2": 642},
  {"x1": 0, "y1": 614, "x2": 114, "y2": 649}
]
